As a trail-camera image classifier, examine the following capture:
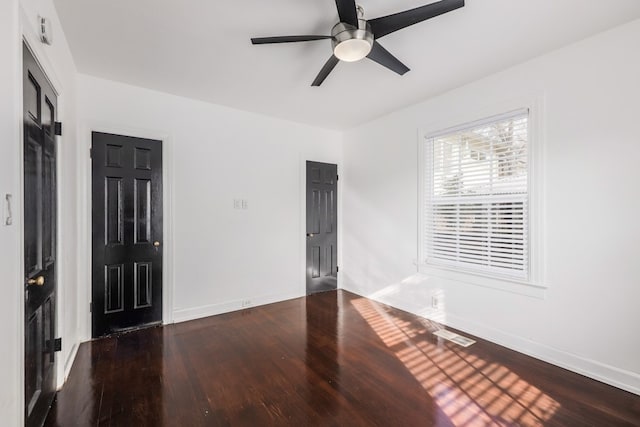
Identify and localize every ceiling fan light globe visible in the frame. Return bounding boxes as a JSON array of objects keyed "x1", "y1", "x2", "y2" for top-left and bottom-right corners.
[
  {"x1": 334, "y1": 39, "x2": 372, "y2": 62},
  {"x1": 331, "y1": 20, "x2": 374, "y2": 63}
]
